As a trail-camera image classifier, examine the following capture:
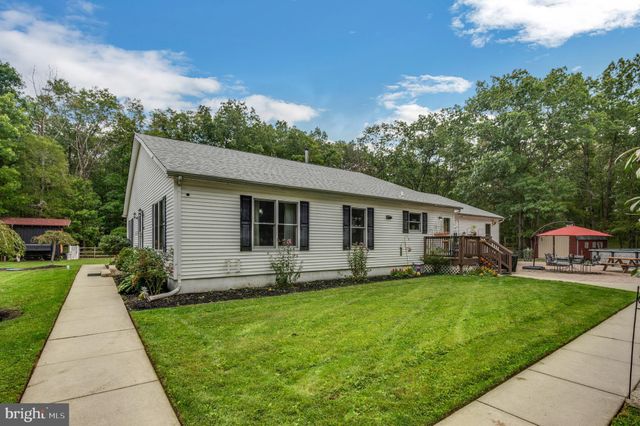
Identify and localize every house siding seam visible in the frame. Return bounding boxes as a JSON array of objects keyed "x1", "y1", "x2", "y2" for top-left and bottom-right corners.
[
  {"x1": 179, "y1": 179, "x2": 459, "y2": 282},
  {"x1": 126, "y1": 143, "x2": 174, "y2": 254}
]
